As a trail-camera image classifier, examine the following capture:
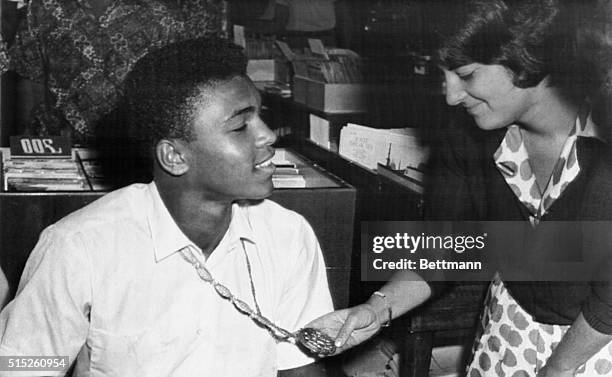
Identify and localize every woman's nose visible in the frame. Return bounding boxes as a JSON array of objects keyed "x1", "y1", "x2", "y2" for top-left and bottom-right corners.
[{"x1": 444, "y1": 72, "x2": 467, "y2": 106}]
